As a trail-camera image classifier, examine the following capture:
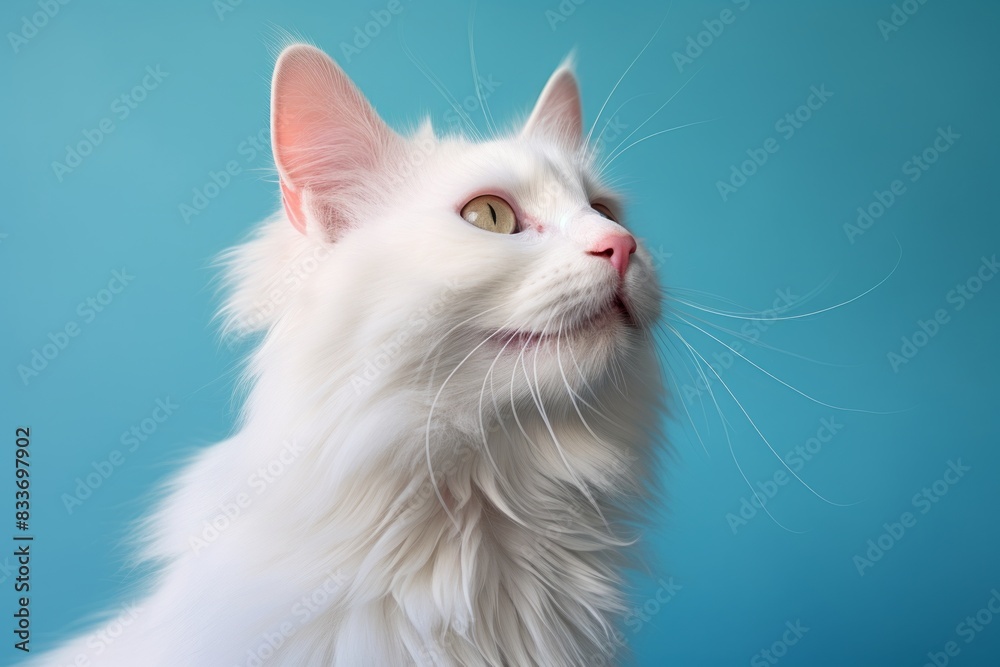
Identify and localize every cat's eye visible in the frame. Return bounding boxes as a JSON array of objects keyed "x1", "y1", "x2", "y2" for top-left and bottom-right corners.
[
  {"x1": 591, "y1": 202, "x2": 617, "y2": 222},
  {"x1": 461, "y1": 195, "x2": 517, "y2": 234}
]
